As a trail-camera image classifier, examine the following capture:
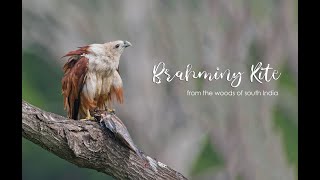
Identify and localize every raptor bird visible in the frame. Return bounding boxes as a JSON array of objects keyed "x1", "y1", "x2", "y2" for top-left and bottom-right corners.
[{"x1": 61, "y1": 40, "x2": 132, "y2": 120}]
